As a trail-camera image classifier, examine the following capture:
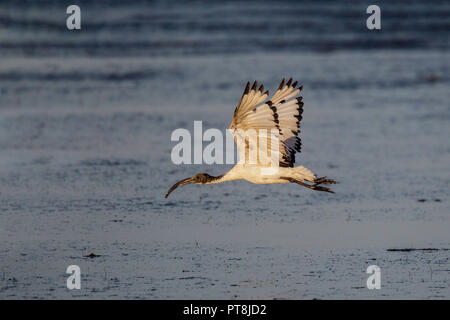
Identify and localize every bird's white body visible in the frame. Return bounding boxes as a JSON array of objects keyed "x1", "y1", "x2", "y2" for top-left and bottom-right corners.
[
  {"x1": 165, "y1": 78, "x2": 337, "y2": 198},
  {"x1": 214, "y1": 164, "x2": 315, "y2": 185}
]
